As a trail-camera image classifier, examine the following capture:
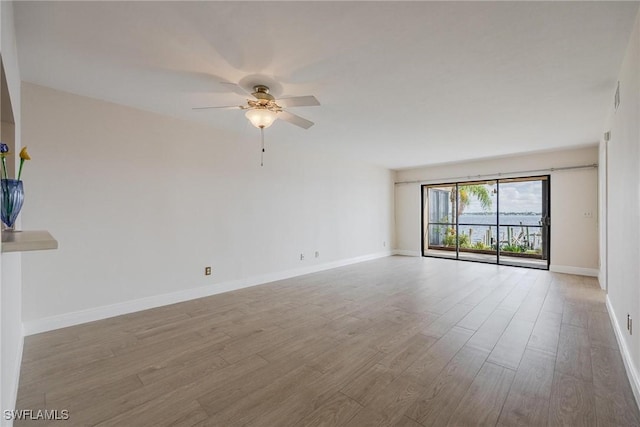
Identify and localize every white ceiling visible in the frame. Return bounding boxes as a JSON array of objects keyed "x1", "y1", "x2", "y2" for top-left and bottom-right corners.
[{"x1": 13, "y1": 1, "x2": 639, "y2": 169}]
